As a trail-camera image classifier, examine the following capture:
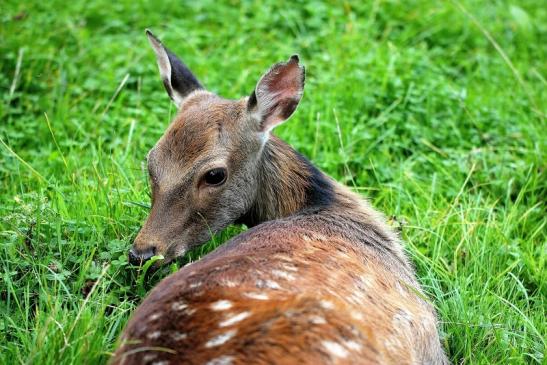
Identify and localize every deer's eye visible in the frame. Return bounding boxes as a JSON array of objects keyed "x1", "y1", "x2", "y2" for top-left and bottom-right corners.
[{"x1": 202, "y1": 168, "x2": 227, "y2": 186}]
